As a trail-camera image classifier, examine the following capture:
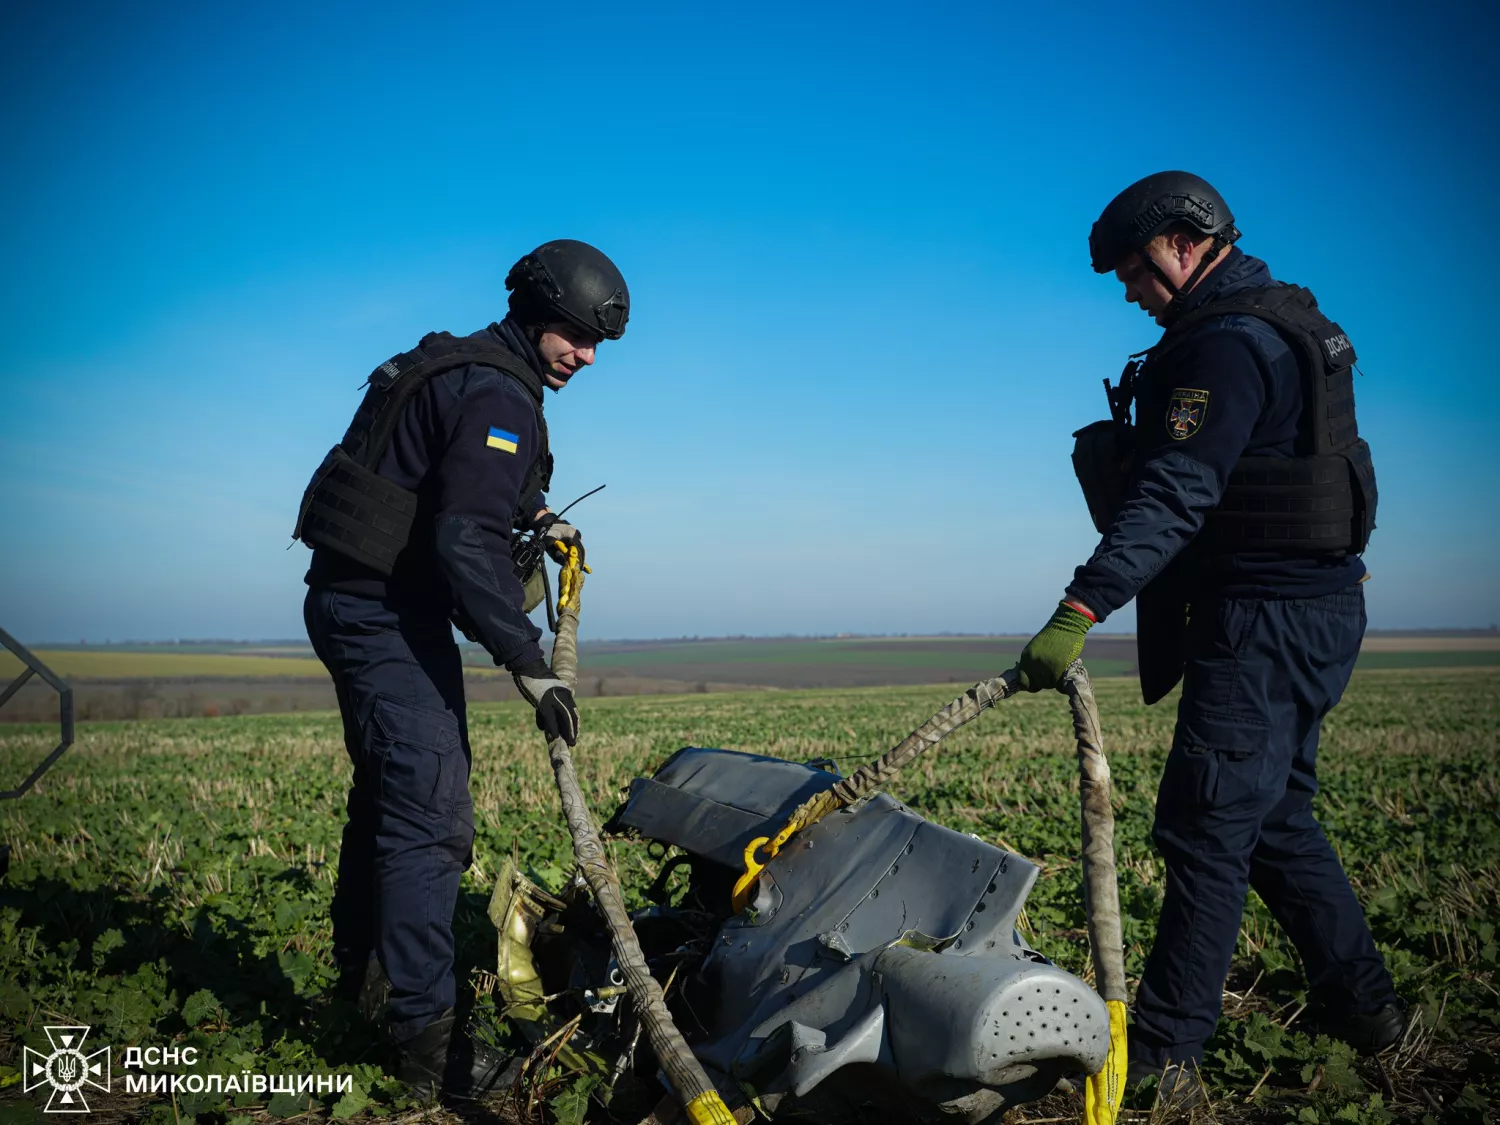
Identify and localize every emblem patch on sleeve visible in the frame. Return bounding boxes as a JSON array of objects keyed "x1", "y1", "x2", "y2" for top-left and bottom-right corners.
[
  {"x1": 486, "y1": 426, "x2": 519, "y2": 454},
  {"x1": 1166, "y1": 388, "x2": 1210, "y2": 440}
]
